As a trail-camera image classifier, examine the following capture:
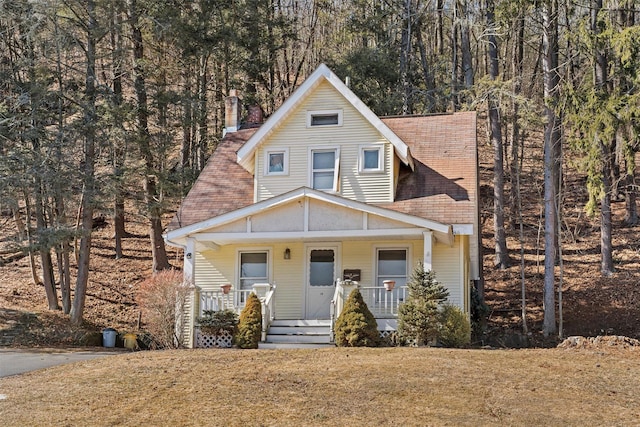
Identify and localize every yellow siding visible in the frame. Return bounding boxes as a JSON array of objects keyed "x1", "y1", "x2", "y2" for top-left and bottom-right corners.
[
  {"x1": 256, "y1": 80, "x2": 394, "y2": 203},
  {"x1": 432, "y1": 236, "x2": 464, "y2": 309},
  {"x1": 187, "y1": 235, "x2": 466, "y2": 332},
  {"x1": 271, "y1": 242, "x2": 304, "y2": 319}
]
